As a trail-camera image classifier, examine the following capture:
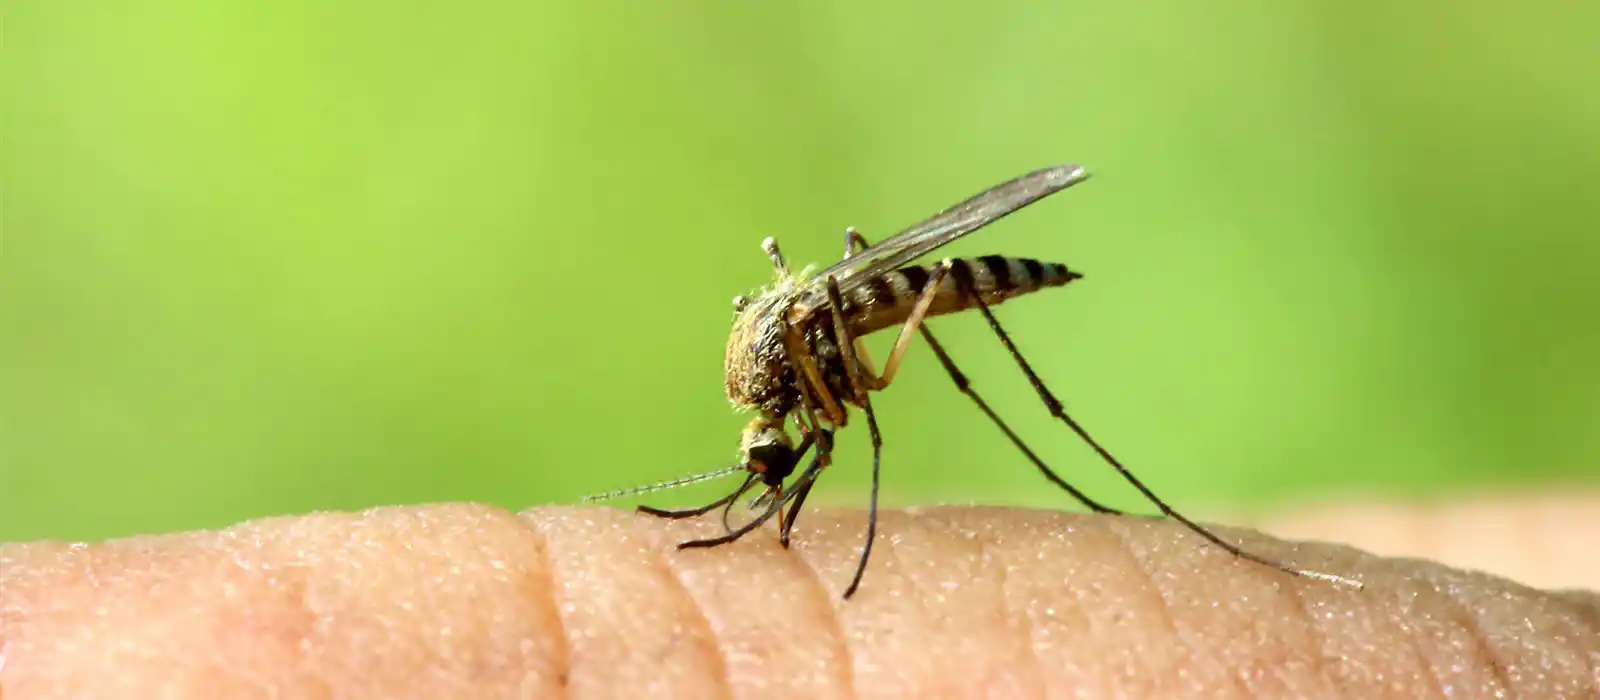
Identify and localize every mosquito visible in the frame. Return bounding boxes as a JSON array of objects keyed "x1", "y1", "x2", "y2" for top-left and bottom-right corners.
[{"x1": 584, "y1": 164, "x2": 1365, "y2": 599}]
